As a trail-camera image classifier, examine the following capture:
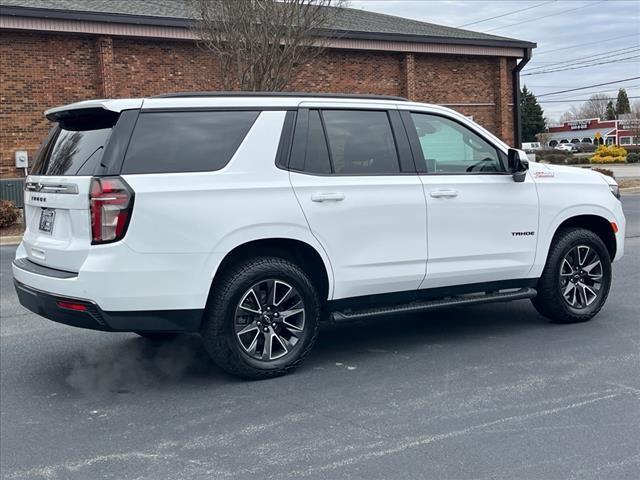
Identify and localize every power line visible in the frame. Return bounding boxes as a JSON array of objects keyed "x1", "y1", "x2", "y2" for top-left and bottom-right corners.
[
  {"x1": 537, "y1": 96, "x2": 639, "y2": 103},
  {"x1": 536, "y1": 77, "x2": 640, "y2": 97},
  {"x1": 537, "y1": 86, "x2": 640, "y2": 101},
  {"x1": 522, "y1": 55, "x2": 640, "y2": 75},
  {"x1": 483, "y1": 0, "x2": 606, "y2": 33},
  {"x1": 525, "y1": 45, "x2": 640, "y2": 72},
  {"x1": 457, "y1": 1, "x2": 555, "y2": 28},
  {"x1": 534, "y1": 33, "x2": 639, "y2": 56}
]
